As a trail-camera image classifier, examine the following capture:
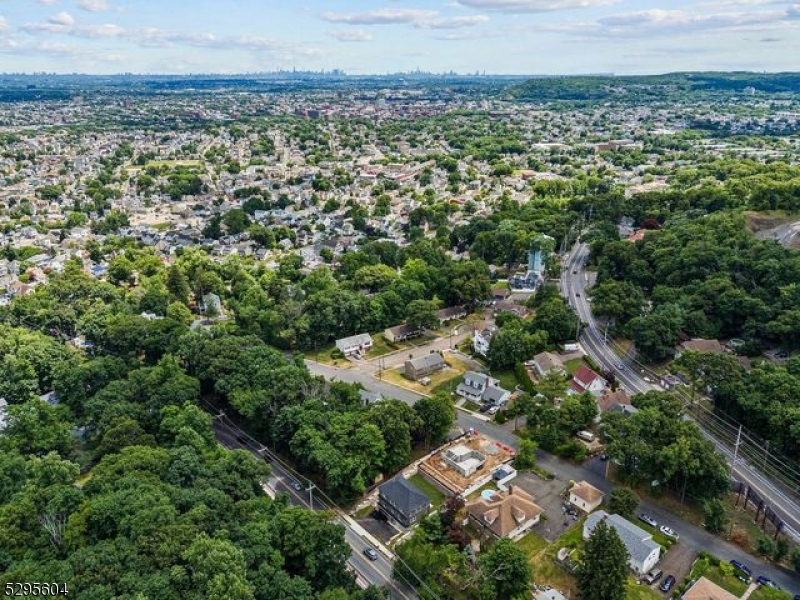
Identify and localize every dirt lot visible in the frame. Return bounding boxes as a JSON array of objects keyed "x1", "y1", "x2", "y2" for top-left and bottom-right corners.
[{"x1": 512, "y1": 472, "x2": 579, "y2": 542}]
